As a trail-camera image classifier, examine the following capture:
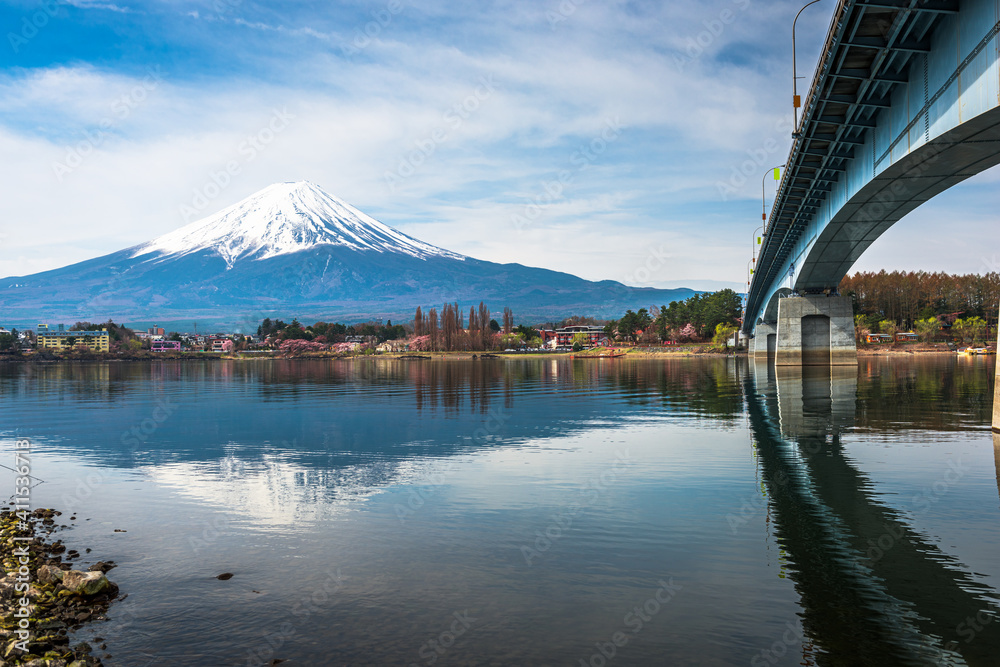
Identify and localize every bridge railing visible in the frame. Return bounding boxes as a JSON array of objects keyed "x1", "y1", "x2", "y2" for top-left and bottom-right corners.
[{"x1": 748, "y1": 0, "x2": 849, "y2": 332}]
